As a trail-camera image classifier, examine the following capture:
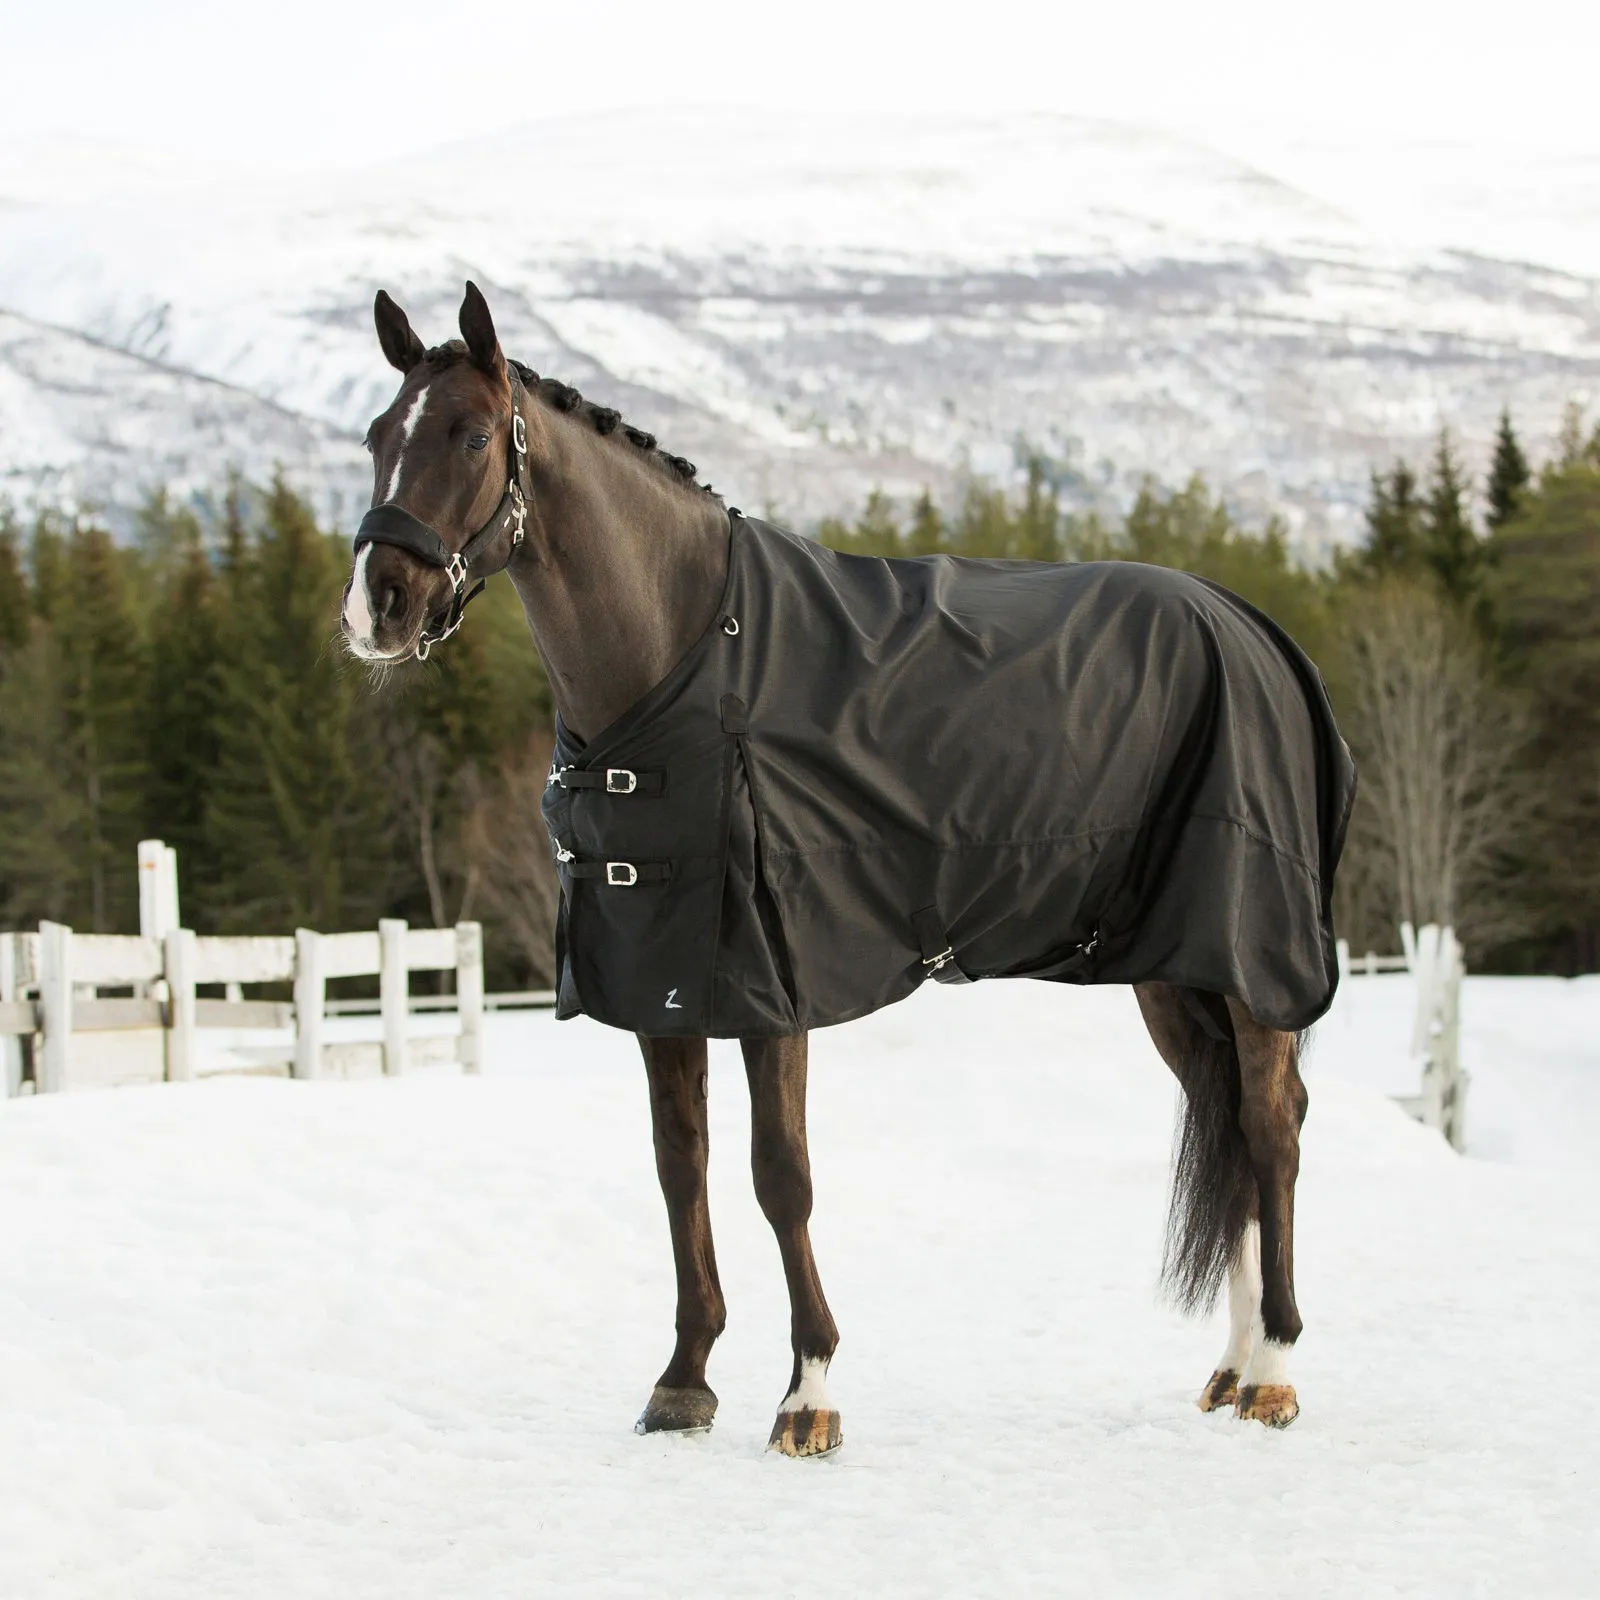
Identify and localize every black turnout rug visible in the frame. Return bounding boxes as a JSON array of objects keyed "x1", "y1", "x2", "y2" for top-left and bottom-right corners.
[{"x1": 543, "y1": 512, "x2": 1356, "y2": 1038}]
